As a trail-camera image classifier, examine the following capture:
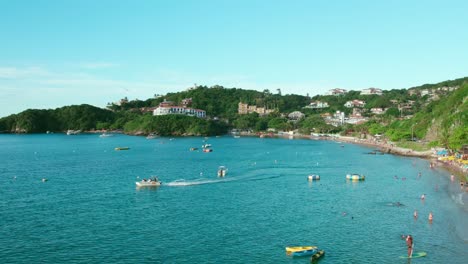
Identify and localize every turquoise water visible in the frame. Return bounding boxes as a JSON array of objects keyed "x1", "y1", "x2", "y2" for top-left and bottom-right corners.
[{"x1": 1, "y1": 134, "x2": 467, "y2": 263}]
